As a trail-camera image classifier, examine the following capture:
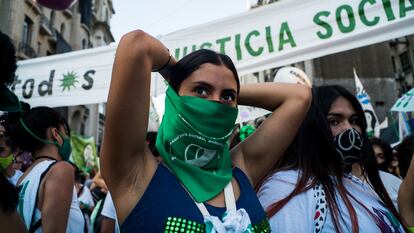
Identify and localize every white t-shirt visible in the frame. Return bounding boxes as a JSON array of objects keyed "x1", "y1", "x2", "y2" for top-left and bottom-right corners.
[
  {"x1": 258, "y1": 170, "x2": 405, "y2": 233},
  {"x1": 18, "y1": 160, "x2": 85, "y2": 233},
  {"x1": 78, "y1": 185, "x2": 95, "y2": 208},
  {"x1": 7, "y1": 169, "x2": 23, "y2": 185},
  {"x1": 379, "y1": 171, "x2": 402, "y2": 209},
  {"x1": 101, "y1": 192, "x2": 120, "y2": 233}
]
